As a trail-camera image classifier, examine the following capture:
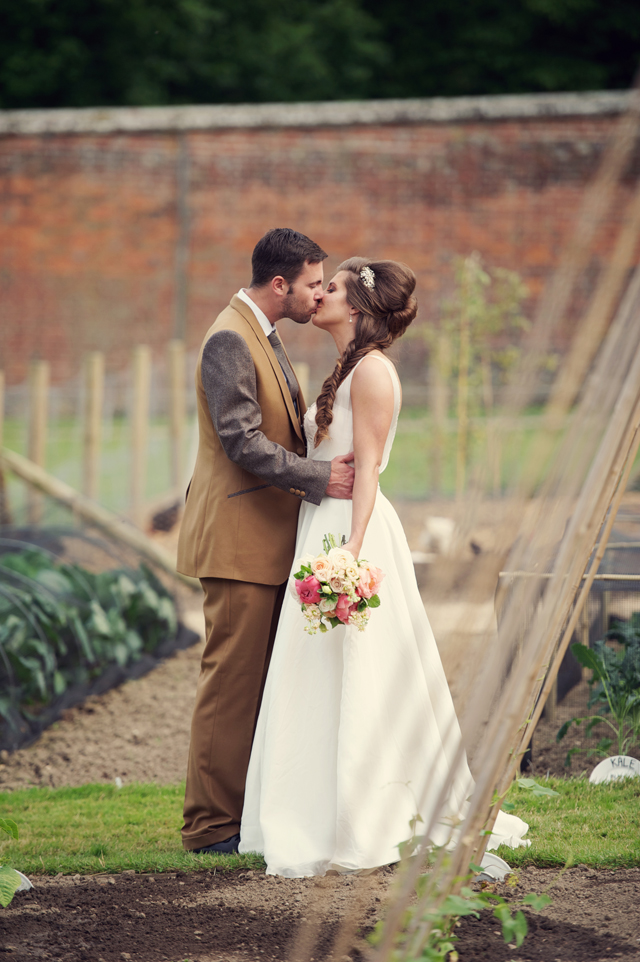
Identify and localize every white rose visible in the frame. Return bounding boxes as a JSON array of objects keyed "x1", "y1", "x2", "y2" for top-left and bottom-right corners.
[
  {"x1": 327, "y1": 547, "x2": 354, "y2": 571},
  {"x1": 294, "y1": 553, "x2": 315, "y2": 572},
  {"x1": 345, "y1": 563, "x2": 359, "y2": 583},
  {"x1": 330, "y1": 576, "x2": 345, "y2": 592},
  {"x1": 319, "y1": 597, "x2": 336, "y2": 612}
]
